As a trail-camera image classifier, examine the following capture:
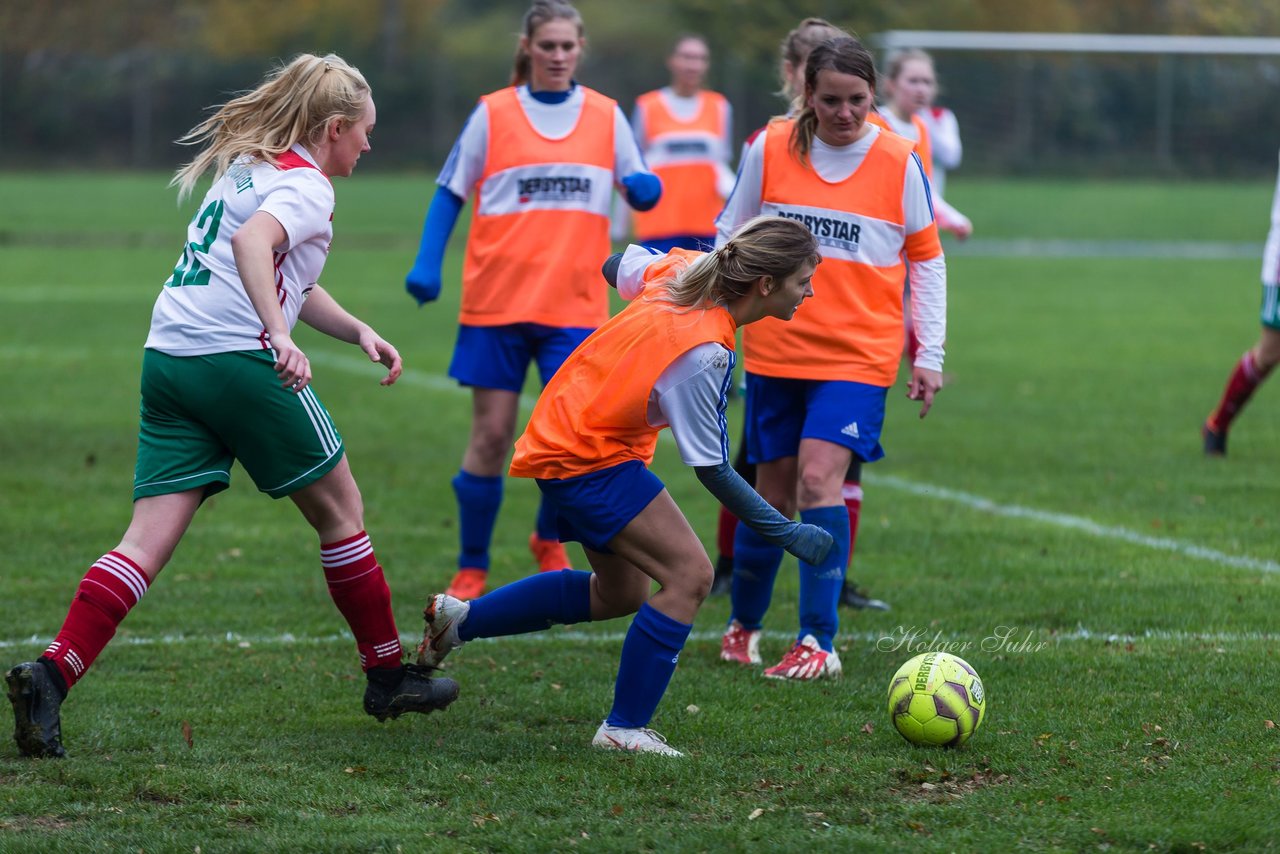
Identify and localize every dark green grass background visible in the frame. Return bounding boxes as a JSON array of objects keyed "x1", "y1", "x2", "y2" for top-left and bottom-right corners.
[{"x1": 1, "y1": 173, "x2": 1278, "y2": 852}]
